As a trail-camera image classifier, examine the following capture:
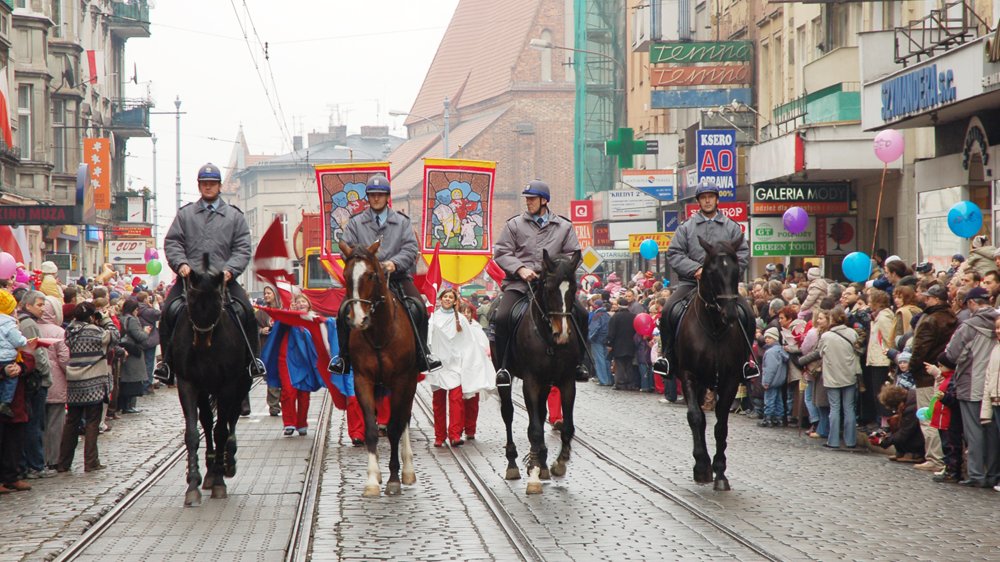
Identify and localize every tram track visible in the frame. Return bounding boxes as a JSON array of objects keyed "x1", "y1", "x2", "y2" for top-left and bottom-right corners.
[
  {"x1": 508, "y1": 390, "x2": 784, "y2": 562},
  {"x1": 52, "y1": 379, "x2": 332, "y2": 562},
  {"x1": 412, "y1": 391, "x2": 545, "y2": 562}
]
